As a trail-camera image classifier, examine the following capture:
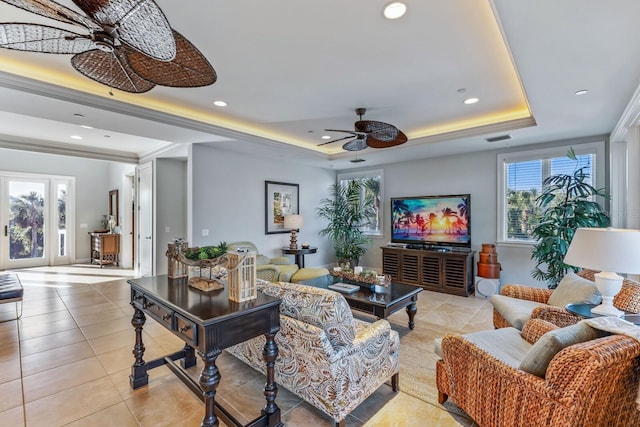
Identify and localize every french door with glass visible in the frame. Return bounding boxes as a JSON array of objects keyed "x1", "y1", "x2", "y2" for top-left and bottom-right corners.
[{"x1": 0, "y1": 173, "x2": 74, "y2": 269}]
